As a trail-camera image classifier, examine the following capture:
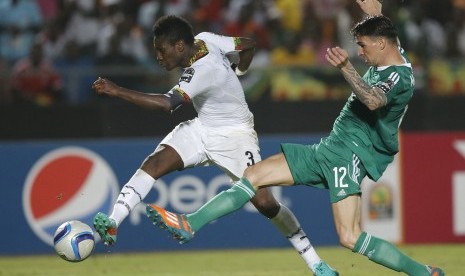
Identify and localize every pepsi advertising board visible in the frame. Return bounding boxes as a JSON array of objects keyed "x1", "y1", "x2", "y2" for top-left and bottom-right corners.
[{"x1": 0, "y1": 135, "x2": 338, "y2": 255}]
